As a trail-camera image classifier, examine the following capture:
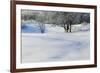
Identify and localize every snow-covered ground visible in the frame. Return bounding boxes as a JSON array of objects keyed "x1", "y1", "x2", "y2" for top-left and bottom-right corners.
[{"x1": 21, "y1": 23, "x2": 90, "y2": 63}]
